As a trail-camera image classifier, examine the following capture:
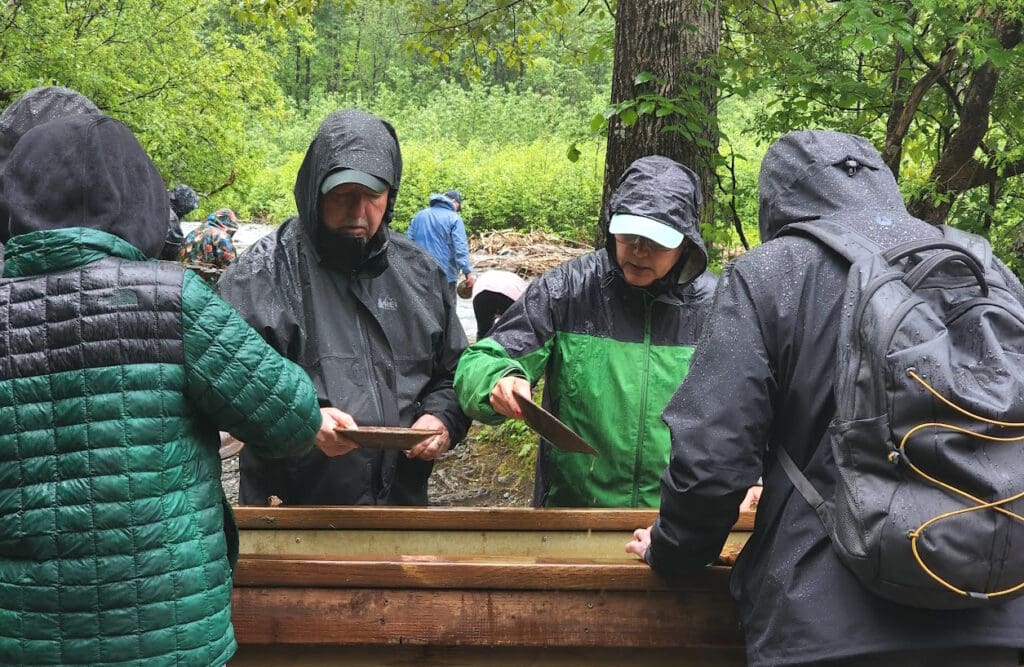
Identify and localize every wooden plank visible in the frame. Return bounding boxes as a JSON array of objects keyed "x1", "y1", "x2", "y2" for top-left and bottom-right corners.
[
  {"x1": 234, "y1": 506, "x2": 756, "y2": 532},
  {"x1": 237, "y1": 525, "x2": 750, "y2": 561},
  {"x1": 233, "y1": 555, "x2": 730, "y2": 591},
  {"x1": 229, "y1": 644, "x2": 746, "y2": 666},
  {"x1": 230, "y1": 584, "x2": 743, "y2": 648}
]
